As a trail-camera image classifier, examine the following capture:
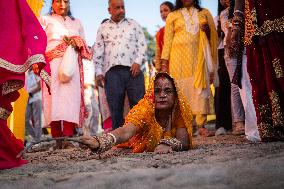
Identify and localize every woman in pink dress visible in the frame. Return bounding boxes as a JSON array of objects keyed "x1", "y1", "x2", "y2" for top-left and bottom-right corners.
[{"x1": 41, "y1": 0, "x2": 91, "y2": 148}]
